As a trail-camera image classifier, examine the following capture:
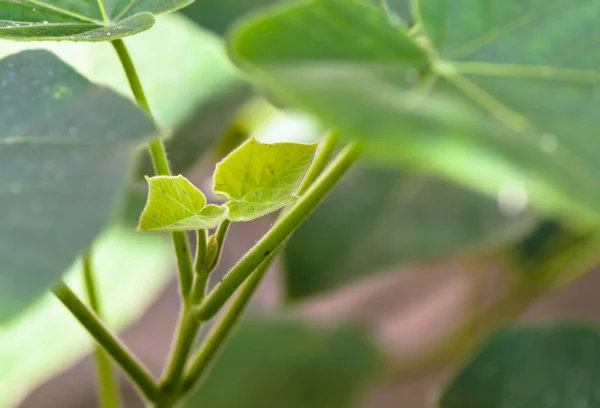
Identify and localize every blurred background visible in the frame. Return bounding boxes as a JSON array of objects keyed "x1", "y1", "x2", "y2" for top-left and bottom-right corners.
[{"x1": 2, "y1": 1, "x2": 599, "y2": 407}]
